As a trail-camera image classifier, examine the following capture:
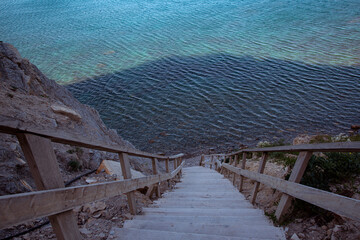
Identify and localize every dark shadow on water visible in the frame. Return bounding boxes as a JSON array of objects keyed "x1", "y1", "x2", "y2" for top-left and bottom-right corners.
[{"x1": 67, "y1": 54, "x2": 360, "y2": 154}]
